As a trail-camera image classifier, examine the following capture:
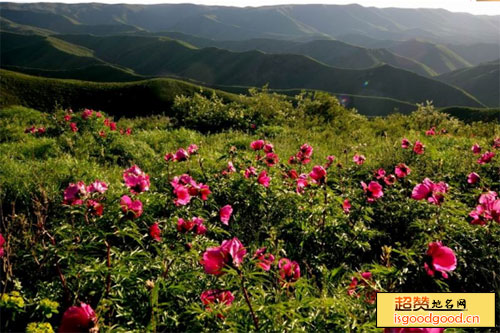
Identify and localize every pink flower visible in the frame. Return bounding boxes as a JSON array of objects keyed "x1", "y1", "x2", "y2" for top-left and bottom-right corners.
[
  {"x1": 469, "y1": 191, "x2": 500, "y2": 225},
  {"x1": 278, "y1": 258, "x2": 300, "y2": 287},
  {"x1": 361, "y1": 181, "x2": 383, "y2": 203},
  {"x1": 471, "y1": 143, "x2": 481, "y2": 155},
  {"x1": 174, "y1": 148, "x2": 189, "y2": 162},
  {"x1": 424, "y1": 242, "x2": 457, "y2": 279},
  {"x1": 95, "y1": 112, "x2": 102, "y2": 118},
  {"x1": 201, "y1": 289, "x2": 235, "y2": 307},
  {"x1": 296, "y1": 176, "x2": 309, "y2": 194},
  {"x1": 125, "y1": 128, "x2": 132, "y2": 135},
  {"x1": 223, "y1": 161, "x2": 236, "y2": 175},
  {"x1": 244, "y1": 166, "x2": 257, "y2": 178},
  {"x1": 425, "y1": 127, "x2": 436, "y2": 136},
  {"x1": 477, "y1": 151, "x2": 495, "y2": 164},
  {"x1": 149, "y1": 223, "x2": 161, "y2": 241},
  {"x1": 353, "y1": 154, "x2": 366, "y2": 165},
  {"x1": 70, "y1": 122, "x2": 78, "y2": 133},
  {"x1": 375, "y1": 168, "x2": 386, "y2": 179},
  {"x1": 411, "y1": 178, "x2": 448, "y2": 205},
  {"x1": 384, "y1": 328, "x2": 444, "y2": 332},
  {"x1": 264, "y1": 153, "x2": 279, "y2": 167},
  {"x1": 401, "y1": 138, "x2": 411, "y2": 149},
  {"x1": 257, "y1": 170, "x2": 270, "y2": 187},
  {"x1": 263, "y1": 143, "x2": 274, "y2": 153},
  {"x1": 120, "y1": 195, "x2": 143, "y2": 218},
  {"x1": 201, "y1": 238, "x2": 246, "y2": 275},
  {"x1": 82, "y1": 109, "x2": 93, "y2": 120},
  {"x1": 467, "y1": 172, "x2": 480, "y2": 184},
  {"x1": 325, "y1": 155, "x2": 336, "y2": 169},
  {"x1": 87, "y1": 180, "x2": 108, "y2": 194},
  {"x1": 64, "y1": 114, "x2": 72, "y2": 122},
  {"x1": 123, "y1": 165, "x2": 150, "y2": 194},
  {"x1": 0, "y1": 233, "x2": 5, "y2": 258},
  {"x1": 493, "y1": 137, "x2": 500, "y2": 149},
  {"x1": 37, "y1": 127, "x2": 46, "y2": 134},
  {"x1": 384, "y1": 174, "x2": 396, "y2": 186},
  {"x1": 59, "y1": 302, "x2": 97, "y2": 333},
  {"x1": 253, "y1": 247, "x2": 275, "y2": 271},
  {"x1": 220, "y1": 205, "x2": 233, "y2": 225},
  {"x1": 342, "y1": 199, "x2": 351, "y2": 214},
  {"x1": 309, "y1": 165, "x2": 327, "y2": 184},
  {"x1": 250, "y1": 140, "x2": 265, "y2": 151},
  {"x1": 413, "y1": 141, "x2": 425, "y2": 154},
  {"x1": 173, "y1": 185, "x2": 191, "y2": 206},
  {"x1": 86, "y1": 200, "x2": 103, "y2": 216},
  {"x1": 63, "y1": 181, "x2": 87, "y2": 205},
  {"x1": 187, "y1": 144, "x2": 198, "y2": 155},
  {"x1": 347, "y1": 271, "x2": 373, "y2": 298},
  {"x1": 394, "y1": 163, "x2": 411, "y2": 178},
  {"x1": 290, "y1": 144, "x2": 313, "y2": 164},
  {"x1": 25, "y1": 125, "x2": 36, "y2": 133}
]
